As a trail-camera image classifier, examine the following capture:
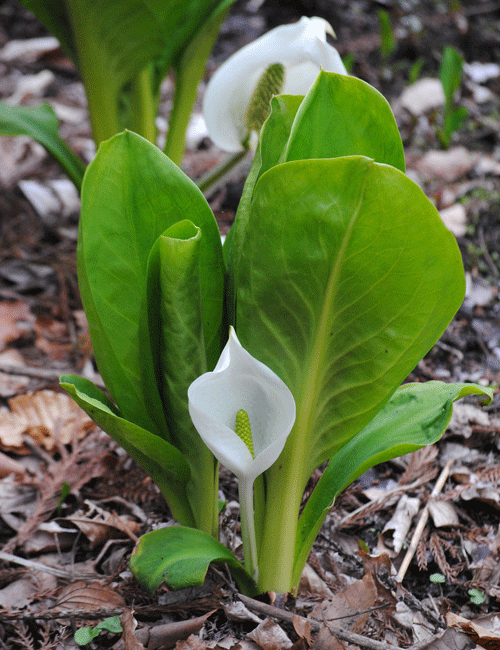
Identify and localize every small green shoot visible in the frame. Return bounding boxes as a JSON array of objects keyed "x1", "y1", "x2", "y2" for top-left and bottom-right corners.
[
  {"x1": 74, "y1": 616, "x2": 122, "y2": 646},
  {"x1": 429, "y1": 573, "x2": 446, "y2": 584},
  {"x1": 438, "y1": 46, "x2": 468, "y2": 147},
  {"x1": 378, "y1": 10, "x2": 396, "y2": 59},
  {"x1": 408, "y1": 57, "x2": 425, "y2": 85},
  {"x1": 468, "y1": 588, "x2": 485, "y2": 605}
]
